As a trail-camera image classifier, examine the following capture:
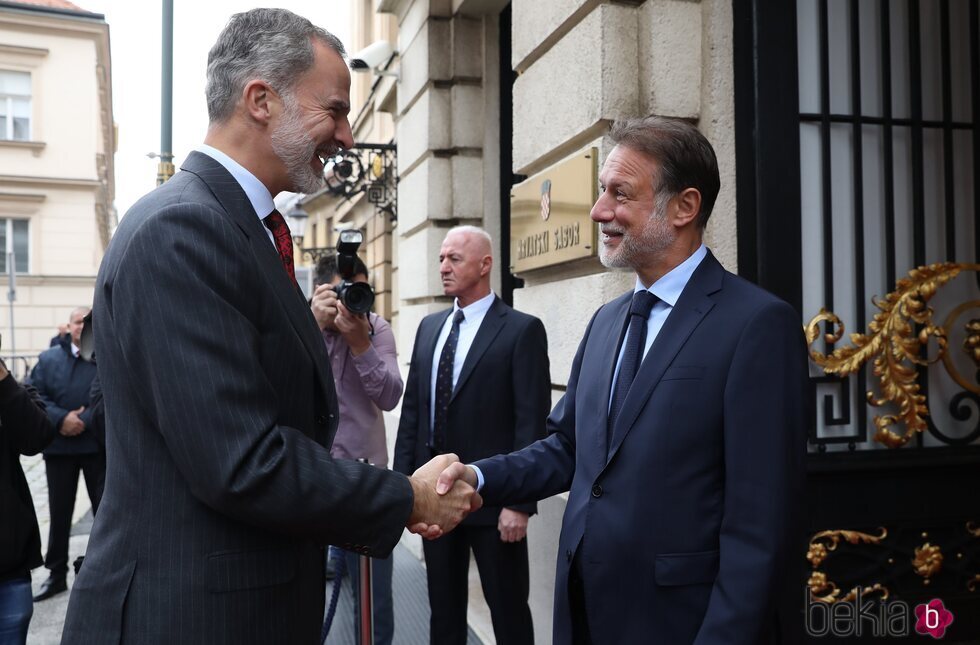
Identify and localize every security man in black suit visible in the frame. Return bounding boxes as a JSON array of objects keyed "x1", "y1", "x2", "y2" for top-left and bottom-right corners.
[{"x1": 394, "y1": 226, "x2": 551, "y2": 645}]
